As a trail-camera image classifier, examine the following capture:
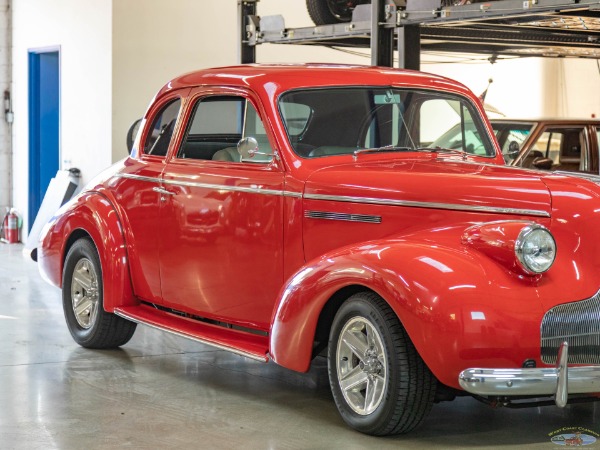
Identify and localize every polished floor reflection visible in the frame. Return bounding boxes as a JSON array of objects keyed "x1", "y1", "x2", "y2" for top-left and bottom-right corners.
[{"x1": 1, "y1": 243, "x2": 599, "y2": 449}]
